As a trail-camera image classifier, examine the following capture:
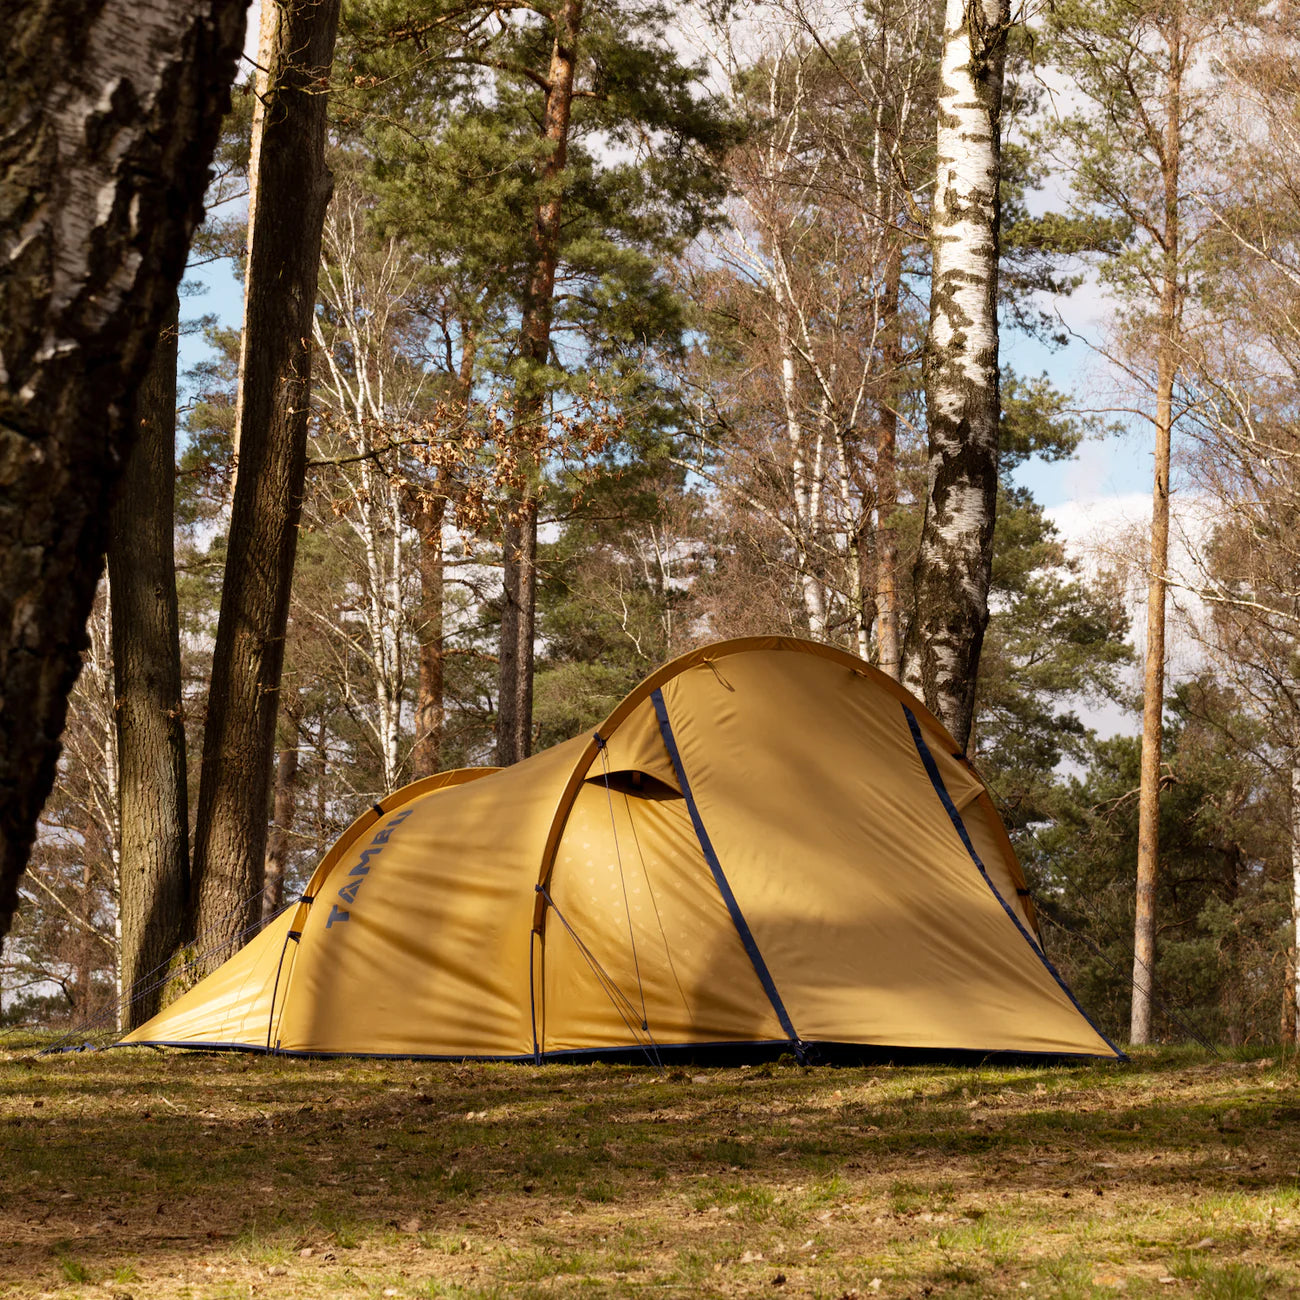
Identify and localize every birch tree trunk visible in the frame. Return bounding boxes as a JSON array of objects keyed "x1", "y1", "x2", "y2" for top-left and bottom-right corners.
[
  {"x1": 0, "y1": 0, "x2": 246, "y2": 953},
  {"x1": 190, "y1": 0, "x2": 341, "y2": 962},
  {"x1": 776, "y1": 298, "x2": 828, "y2": 638},
  {"x1": 353, "y1": 438, "x2": 406, "y2": 794},
  {"x1": 108, "y1": 294, "x2": 191, "y2": 1028},
  {"x1": 497, "y1": 0, "x2": 585, "y2": 765},
  {"x1": 900, "y1": 0, "x2": 1008, "y2": 751},
  {"x1": 312, "y1": 190, "x2": 422, "y2": 794}
]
